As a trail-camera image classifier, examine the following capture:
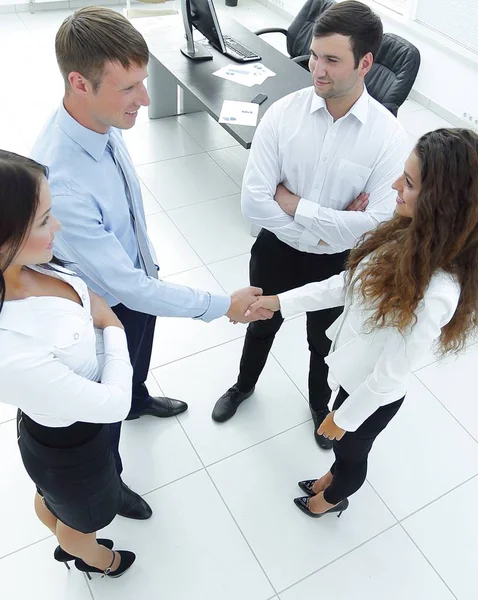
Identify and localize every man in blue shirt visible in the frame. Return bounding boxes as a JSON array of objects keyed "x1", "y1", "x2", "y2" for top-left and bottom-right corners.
[{"x1": 31, "y1": 6, "x2": 269, "y2": 520}]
